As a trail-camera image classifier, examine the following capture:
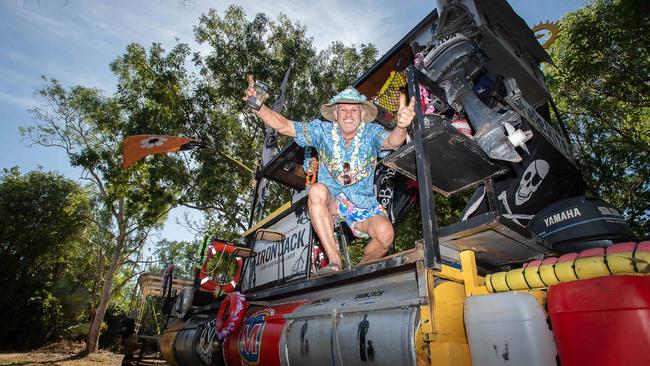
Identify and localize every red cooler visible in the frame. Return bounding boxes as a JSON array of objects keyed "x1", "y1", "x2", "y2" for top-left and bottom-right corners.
[{"x1": 547, "y1": 275, "x2": 650, "y2": 366}]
